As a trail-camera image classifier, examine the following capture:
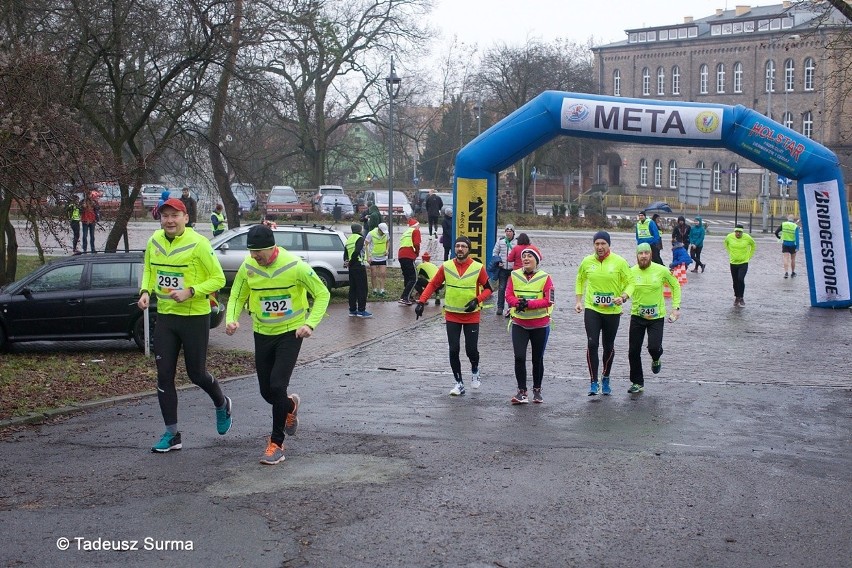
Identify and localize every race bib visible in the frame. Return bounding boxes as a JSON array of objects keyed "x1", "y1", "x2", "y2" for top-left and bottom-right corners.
[
  {"x1": 639, "y1": 305, "x2": 658, "y2": 319},
  {"x1": 260, "y1": 294, "x2": 292, "y2": 317},
  {"x1": 593, "y1": 292, "x2": 614, "y2": 306},
  {"x1": 157, "y1": 270, "x2": 184, "y2": 293}
]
